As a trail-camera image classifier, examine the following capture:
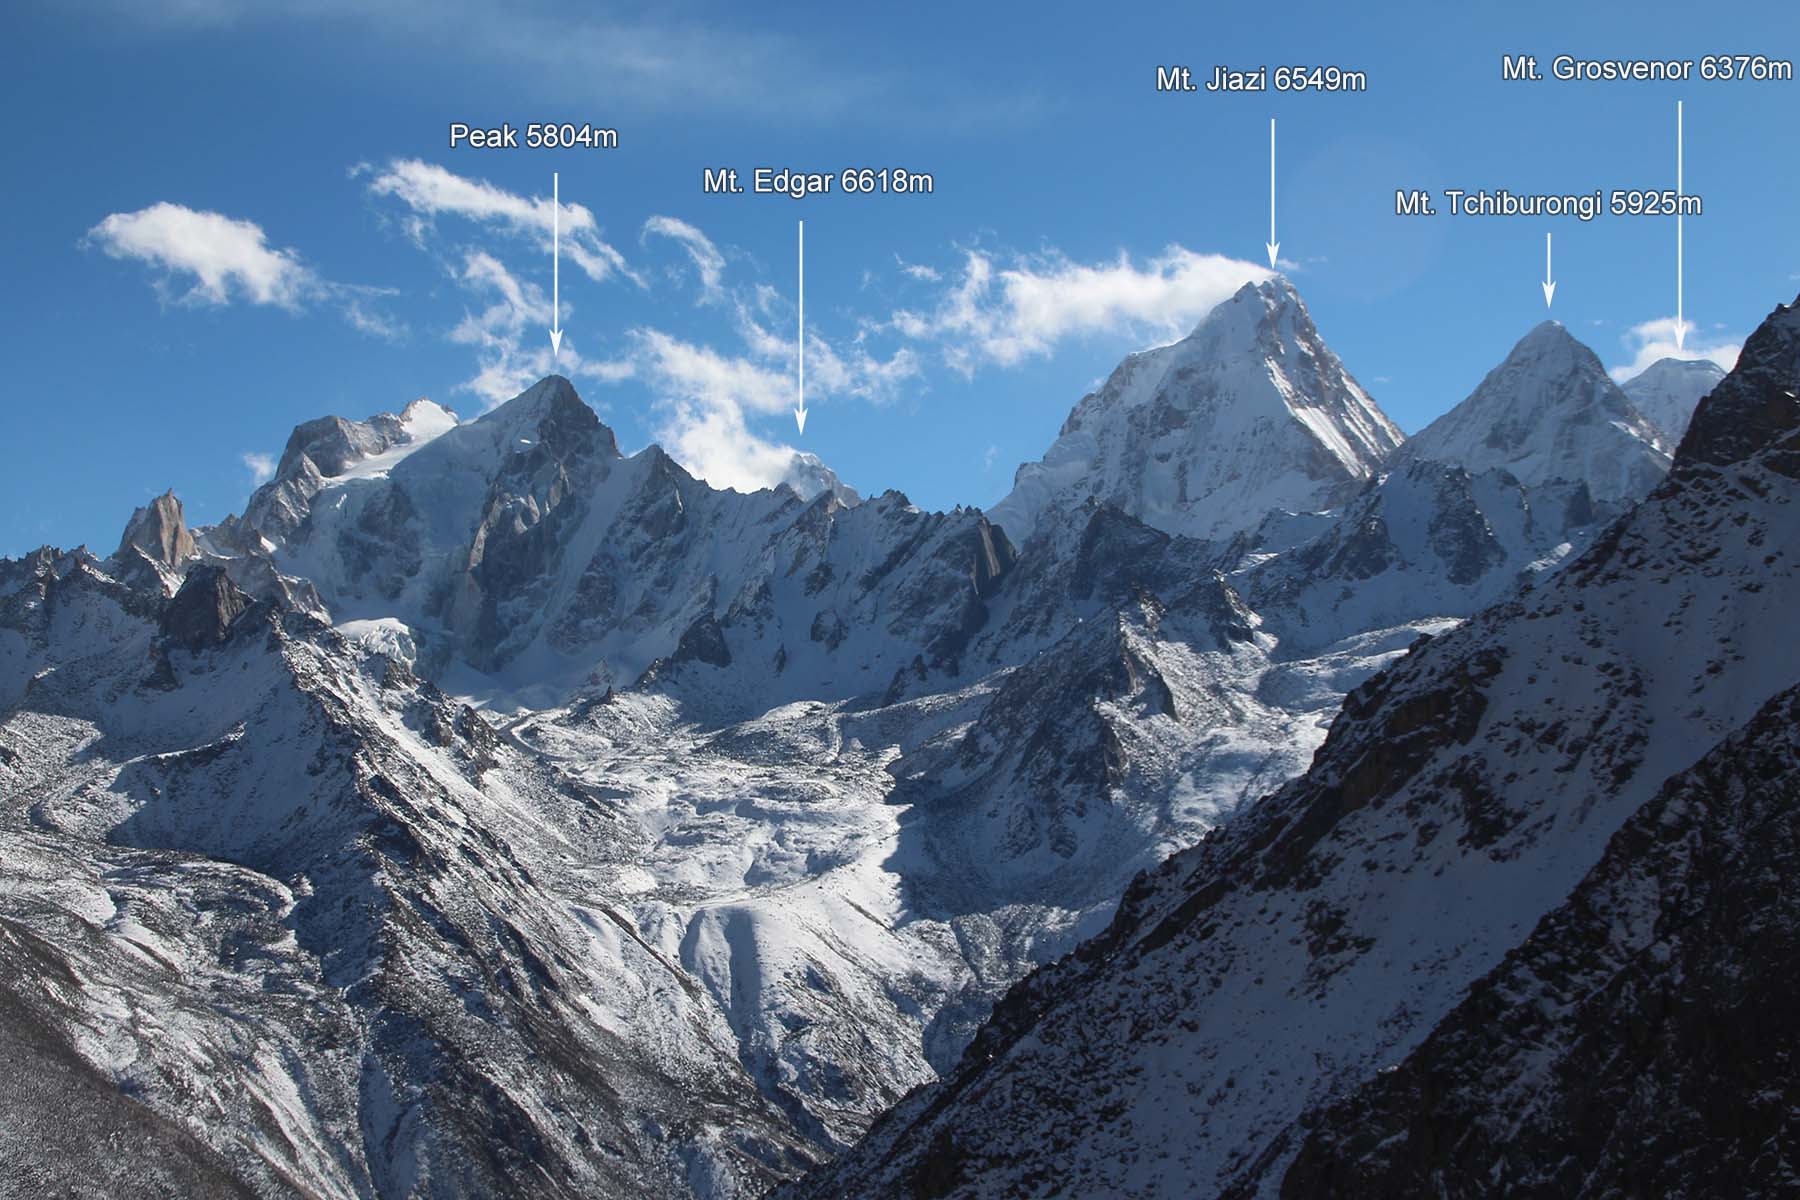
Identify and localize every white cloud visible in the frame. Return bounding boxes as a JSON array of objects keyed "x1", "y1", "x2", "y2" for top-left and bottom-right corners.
[
  {"x1": 634, "y1": 328, "x2": 793, "y2": 416},
  {"x1": 628, "y1": 320, "x2": 916, "y2": 494},
  {"x1": 241, "y1": 451, "x2": 276, "y2": 484},
  {"x1": 629, "y1": 329, "x2": 803, "y2": 492},
  {"x1": 450, "y1": 251, "x2": 632, "y2": 407},
  {"x1": 85, "y1": 201, "x2": 401, "y2": 337},
  {"x1": 86, "y1": 202, "x2": 315, "y2": 308},
  {"x1": 895, "y1": 255, "x2": 941, "y2": 283},
  {"x1": 1608, "y1": 316, "x2": 1741, "y2": 383},
  {"x1": 642, "y1": 216, "x2": 726, "y2": 302},
  {"x1": 887, "y1": 246, "x2": 1272, "y2": 371},
  {"x1": 656, "y1": 402, "x2": 804, "y2": 495},
  {"x1": 366, "y1": 159, "x2": 640, "y2": 285}
]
